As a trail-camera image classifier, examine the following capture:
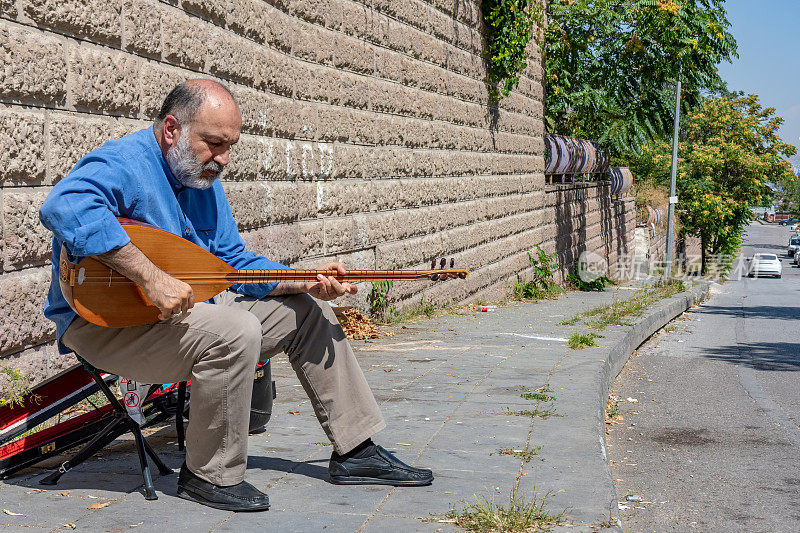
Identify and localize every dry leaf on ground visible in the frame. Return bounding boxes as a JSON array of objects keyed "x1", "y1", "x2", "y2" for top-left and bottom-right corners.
[
  {"x1": 335, "y1": 308, "x2": 395, "y2": 340},
  {"x1": 2, "y1": 510, "x2": 23, "y2": 516},
  {"x1": 87, "y1": 501, "x2": 111, "y2": 510}
]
